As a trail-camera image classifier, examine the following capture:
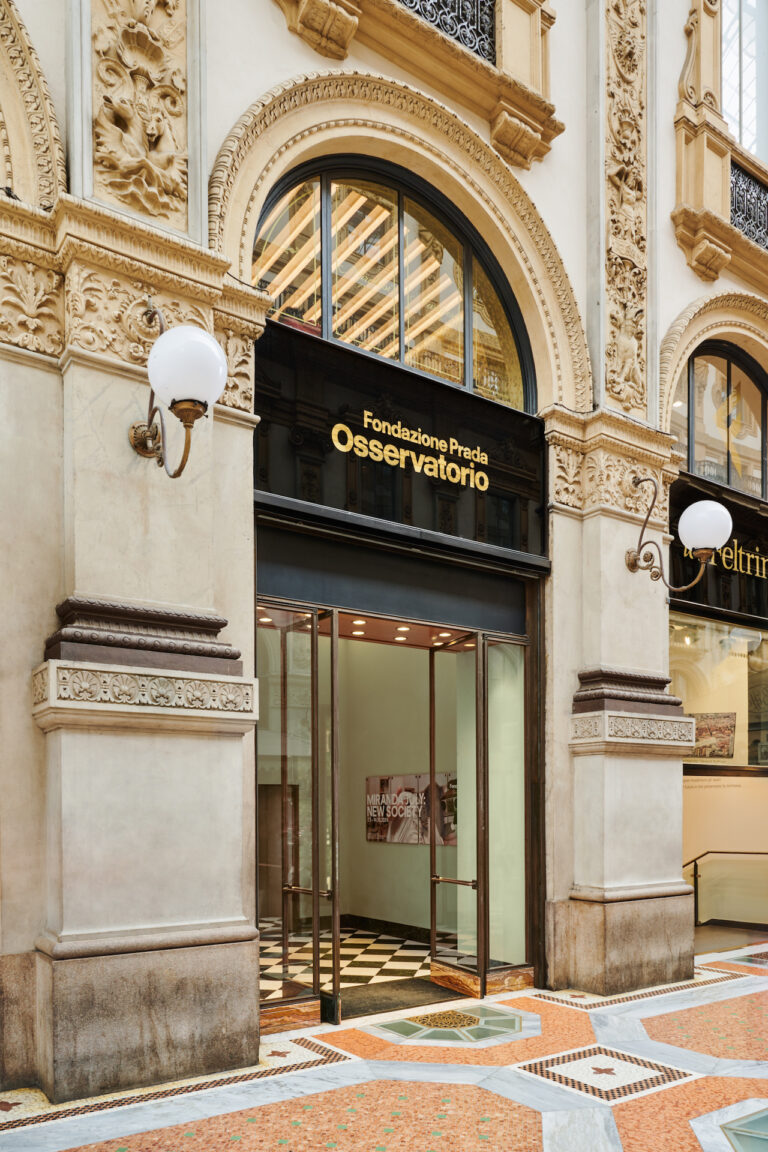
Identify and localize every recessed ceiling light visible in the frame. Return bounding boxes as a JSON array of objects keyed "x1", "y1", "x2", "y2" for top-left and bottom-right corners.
[
  {"x1": 397, "y1": 626, "x2": 410, "y2": 632},
  {"x1": 259, "y1": 616, "x2": 272, "y2": 623},
  {"x1": 433, "y1": 641, "x2": 443, "y2": 647},
  {"x1": 395, "y1": 636, "x2": 407, "y2": 642},
  {"x1": 439, "y1": 632, "x2": 451, "y2": 638},
  {"x1": 353, "y1": 619, "x2": 366, "y2": 625},
  {"x1": 352, "y1": 630, "x2": 365, "y2": 636},
  {"x1": 464, "y1": 642, "x2": 475, "y2": 648}
]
